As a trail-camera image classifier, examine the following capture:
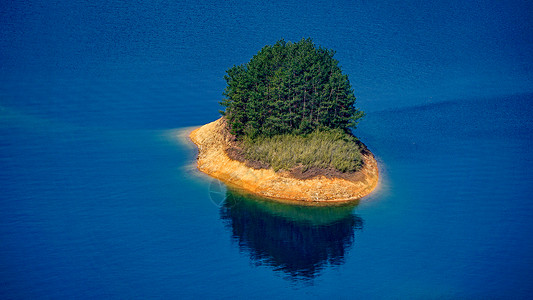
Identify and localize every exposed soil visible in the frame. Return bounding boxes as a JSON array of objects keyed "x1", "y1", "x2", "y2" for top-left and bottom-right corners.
[{"x1": 188, "y1": 117, "x2": 379, "y2": 203}]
